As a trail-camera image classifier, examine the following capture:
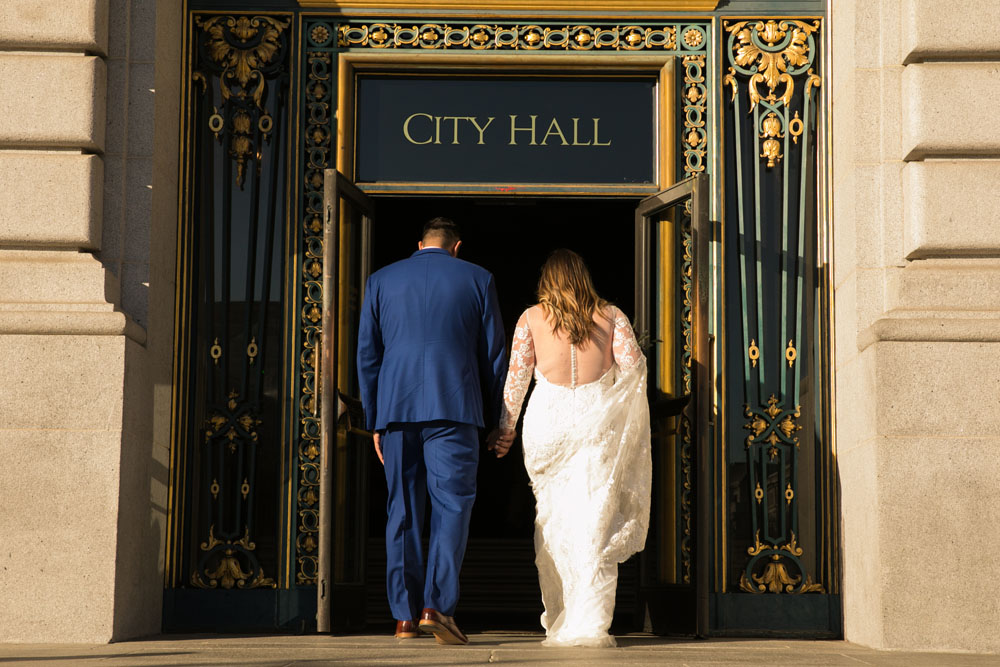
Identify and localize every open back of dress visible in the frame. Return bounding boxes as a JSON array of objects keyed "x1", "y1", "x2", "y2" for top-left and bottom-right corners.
[
  {"x1": 528, "y1": 306, "x2": 615, "y2": 388},
  {"x1": 500, "y1": 304, "x2": 643, "y2": 427}
]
